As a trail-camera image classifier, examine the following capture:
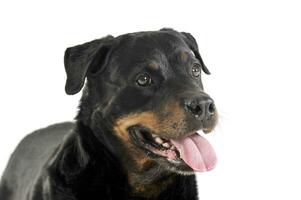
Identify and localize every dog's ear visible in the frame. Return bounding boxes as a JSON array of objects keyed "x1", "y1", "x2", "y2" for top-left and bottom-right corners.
[
  {"x1": 181, "y1": 32, "x2": 211, "y2": 75},
  {"x1": 64, "y1": 35, "x2": 114, "y2": 95}
]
